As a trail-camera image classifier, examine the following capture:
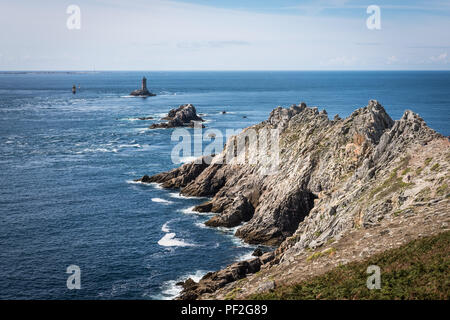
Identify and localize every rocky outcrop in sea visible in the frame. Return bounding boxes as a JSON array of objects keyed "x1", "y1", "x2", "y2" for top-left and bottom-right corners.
[
  {"x1": 149, "y1": 104, "x2": 205, "y2": 129},
  {"x1": 137, "y1": 100, "x2": 449, "y2": 299},
  {"x1": 130, "y1": 76, "x2": 156, "y2": 97}
]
